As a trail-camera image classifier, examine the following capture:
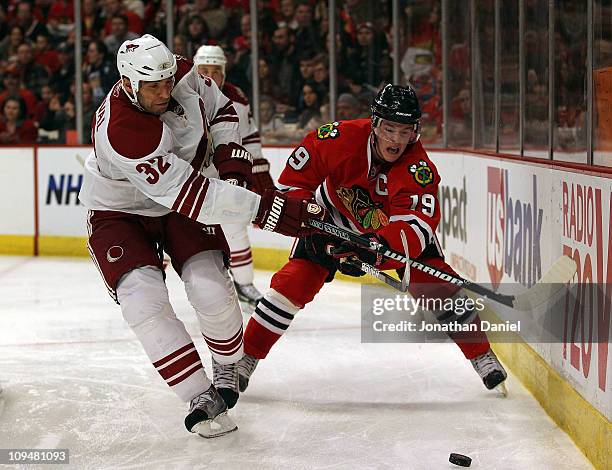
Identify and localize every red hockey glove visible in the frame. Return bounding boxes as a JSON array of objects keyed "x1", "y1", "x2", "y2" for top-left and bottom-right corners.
[
  {"x1": 328, "y1": 235, "x2": 385, "y2": 277},
  {"x1": 213, "y1": 142, "x2": 253, "y2": 188},
  {"x1": 253, "y1": 189, "x2": 327, "y2": 237},
  {"x1": 250, "y1": 158, "x2": 275, "y2": 194}
]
